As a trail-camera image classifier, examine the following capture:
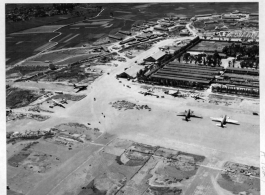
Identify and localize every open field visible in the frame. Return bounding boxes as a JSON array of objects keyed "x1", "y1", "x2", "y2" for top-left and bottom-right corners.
[
  {"x1": 7, "y1": 136, "x2": 259, "y2": 195},
  {"x1": 12, "y1": 25, "x2": 65, "y2": 34},
  {"x1": 190, "y1": 40, "x2": 231, "y2": 52},
  {"x1": 6, "y1": 3, "x2": 101, "y2": 35},
  {"x1": 6, "y1": 87, "x2": 41, "y2": 109},
  {"x1": 6, "y1": 33, "x2": 57, "y2": 65}
]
